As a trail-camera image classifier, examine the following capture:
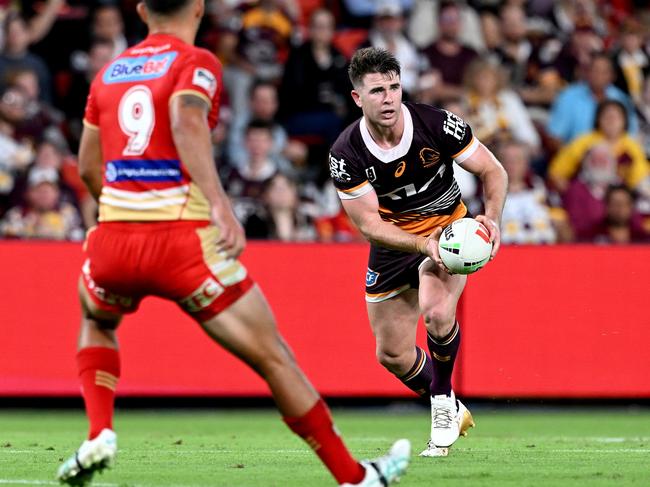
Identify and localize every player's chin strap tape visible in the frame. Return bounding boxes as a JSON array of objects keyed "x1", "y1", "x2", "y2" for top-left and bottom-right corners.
[{"x1": 370, "y1": 462, "x2": 388, "y2": 487}]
